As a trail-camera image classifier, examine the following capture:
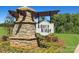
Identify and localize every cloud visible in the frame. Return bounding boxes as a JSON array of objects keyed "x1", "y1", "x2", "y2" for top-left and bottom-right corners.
[{"x1": 0, "y1": 21, "x2": 4, "y2": 23}]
